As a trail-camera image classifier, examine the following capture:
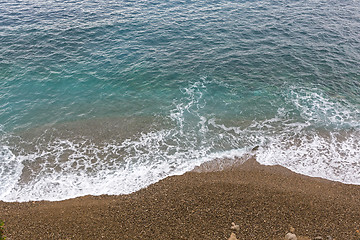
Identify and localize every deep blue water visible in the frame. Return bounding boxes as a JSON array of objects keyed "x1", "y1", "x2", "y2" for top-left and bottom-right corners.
[{"x1": 0, "y1": 0, "x2": 359, "y2": 201}]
